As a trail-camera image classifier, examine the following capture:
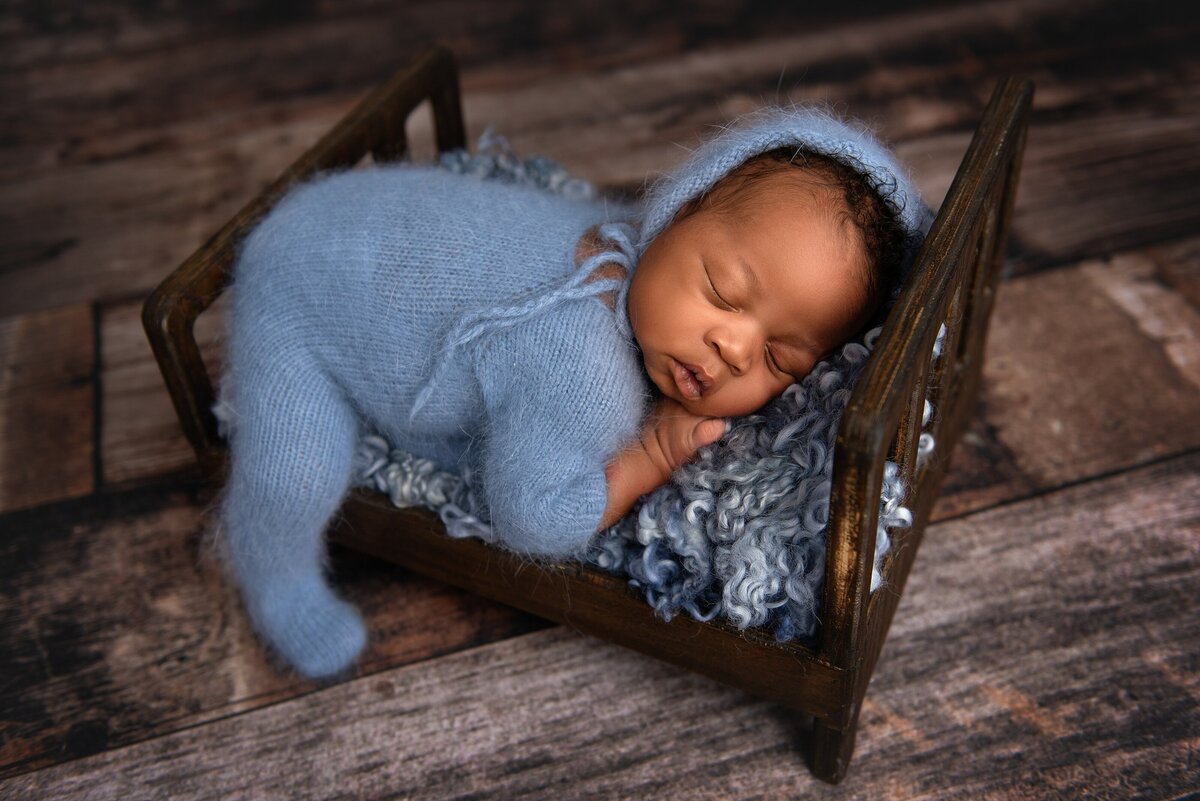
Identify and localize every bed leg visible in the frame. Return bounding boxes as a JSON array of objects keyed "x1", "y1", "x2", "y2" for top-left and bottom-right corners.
[{"x1": 810, "y1": 718, "x2": 859, "y2": 784}]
